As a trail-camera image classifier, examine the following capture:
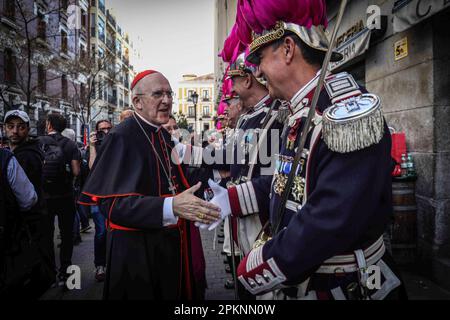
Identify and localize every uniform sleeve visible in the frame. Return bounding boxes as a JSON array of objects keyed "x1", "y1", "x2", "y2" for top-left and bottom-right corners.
[
  {"x1": 262, "y1": 131, "x2": 392, "y2": 285},
  {"x1": 227, "y1": 174, "x2": 273, "y2": 219},
  {"x1": 7, "y1": 156, "x2": 38, "y2": 211},
  {"x1": 99, "y1": 195, "x2": 167, "y2": 230}
]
